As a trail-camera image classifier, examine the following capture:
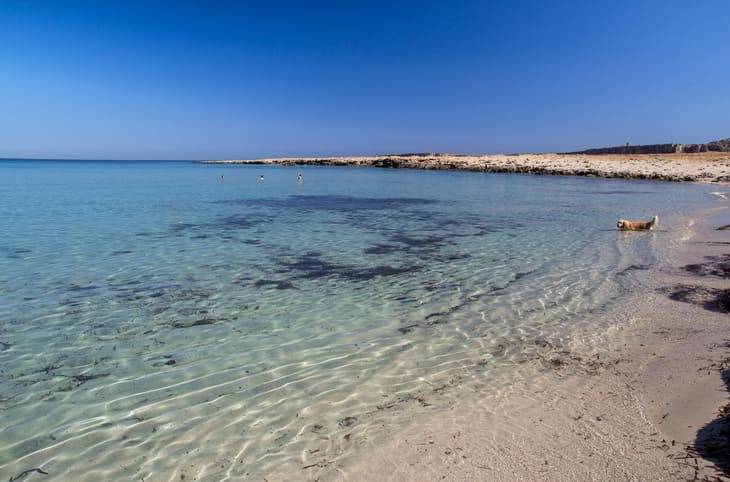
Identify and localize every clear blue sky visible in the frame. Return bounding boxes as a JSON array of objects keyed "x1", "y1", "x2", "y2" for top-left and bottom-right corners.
[{"x1": 1, "y1": 1, "x2": 728, "y2": 160}]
